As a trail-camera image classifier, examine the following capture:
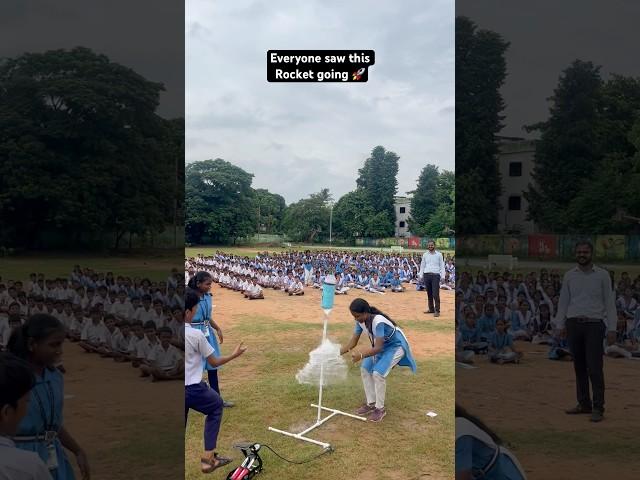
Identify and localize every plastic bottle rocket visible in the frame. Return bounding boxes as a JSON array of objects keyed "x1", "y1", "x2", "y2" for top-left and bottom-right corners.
[{"x1": 321, "y1": 273, "x2": 336, "y2": 311}]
